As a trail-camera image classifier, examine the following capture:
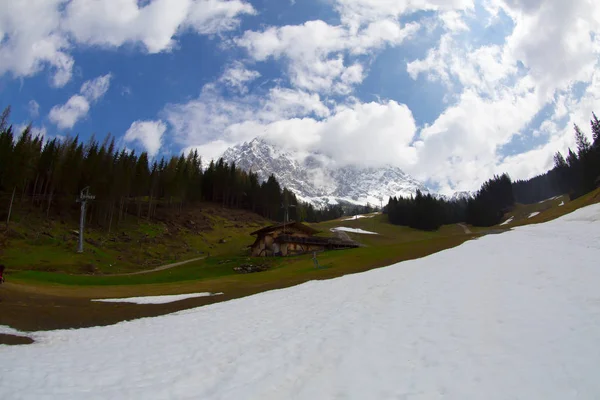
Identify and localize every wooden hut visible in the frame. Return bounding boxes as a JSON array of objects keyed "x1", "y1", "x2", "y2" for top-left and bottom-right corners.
[{"x1": 249, "y1": 221, "x2": 358, "y2": 257}]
